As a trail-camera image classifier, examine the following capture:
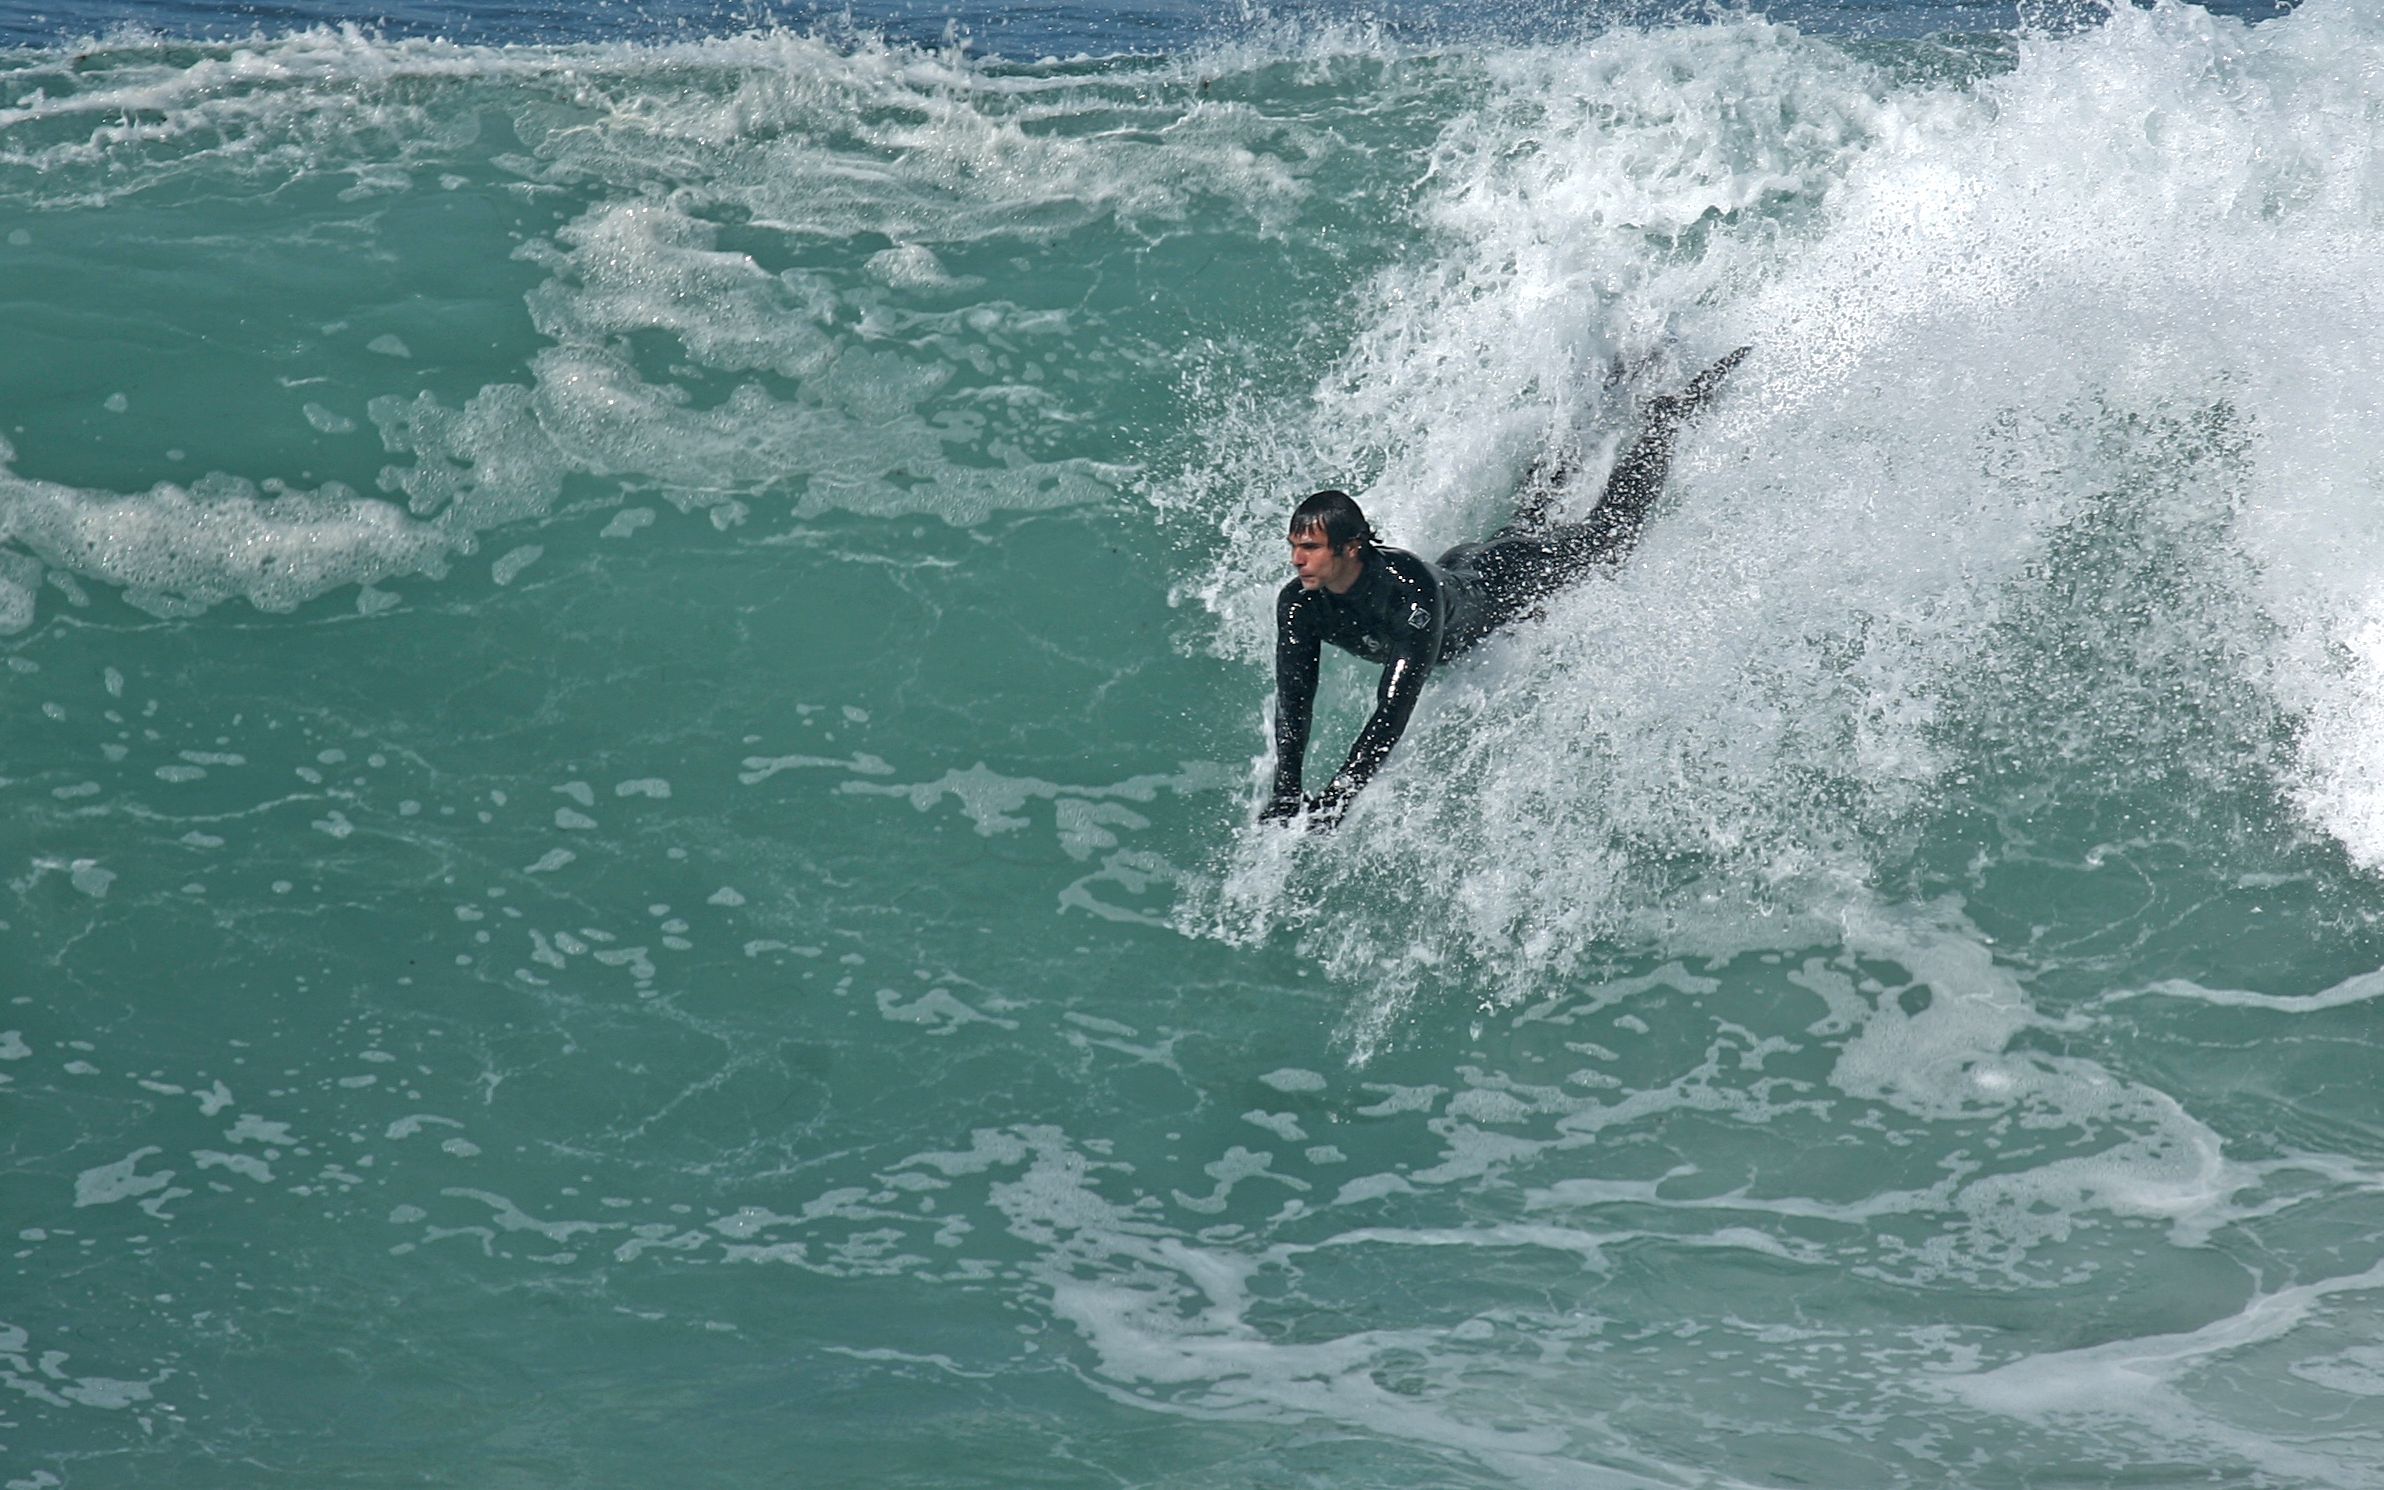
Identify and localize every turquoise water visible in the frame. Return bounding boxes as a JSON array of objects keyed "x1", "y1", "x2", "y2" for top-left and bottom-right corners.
[{"x1": 7, "y1": 2, "x2": 2384, "y2": 1485}]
